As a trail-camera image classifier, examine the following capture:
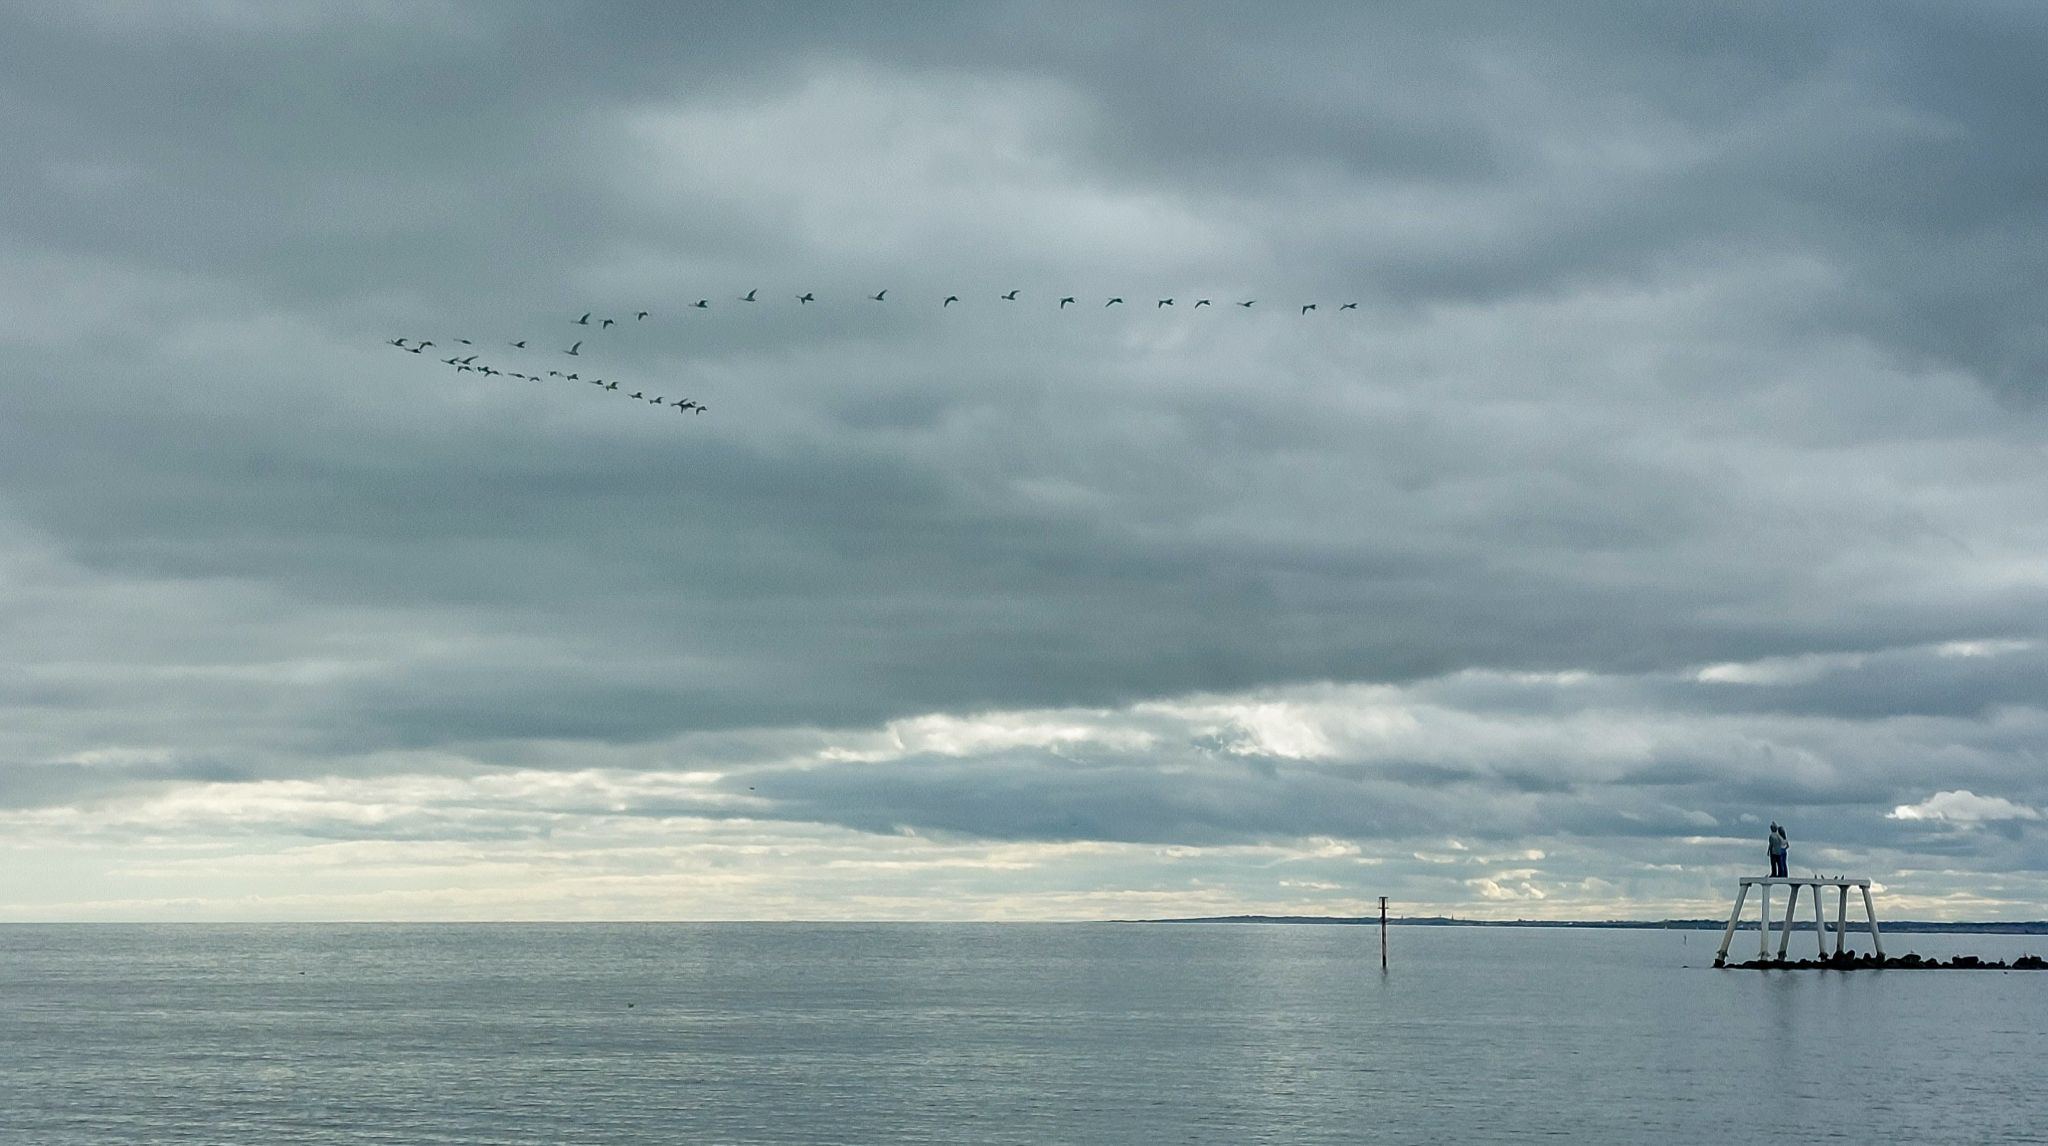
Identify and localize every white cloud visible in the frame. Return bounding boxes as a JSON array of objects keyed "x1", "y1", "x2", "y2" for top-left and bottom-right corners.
[
  {"x1": 1887, "y1": 790, "x2": 2042, "y2": 824},
  {"x1": 1468, "y1": 877, "x2": 1548, "y2": 901},
  {"x1": 1696, "y1": 651, "x2": 1863, "y2": 685},
  {"x1": 1935, "y1": 639, "x2": 2035, "y2": 659}
]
